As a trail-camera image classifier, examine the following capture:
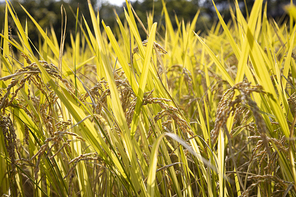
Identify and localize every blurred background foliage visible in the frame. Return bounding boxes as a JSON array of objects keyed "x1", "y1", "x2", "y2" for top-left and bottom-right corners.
[{"x1": 0, "y1": 0, "x2": 292, "y2": 46}]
